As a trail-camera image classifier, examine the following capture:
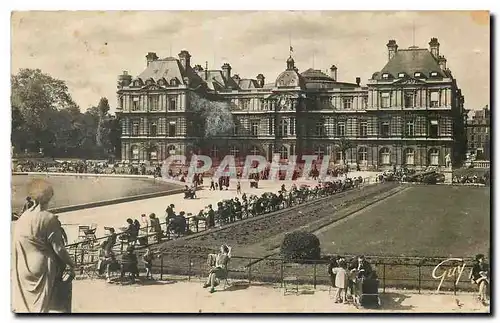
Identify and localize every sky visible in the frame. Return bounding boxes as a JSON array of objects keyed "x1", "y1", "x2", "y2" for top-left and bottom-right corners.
[{"x1": 11, "y1": 11, "x2": 490, "y2": 113}]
